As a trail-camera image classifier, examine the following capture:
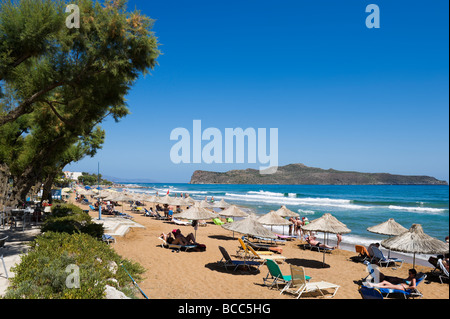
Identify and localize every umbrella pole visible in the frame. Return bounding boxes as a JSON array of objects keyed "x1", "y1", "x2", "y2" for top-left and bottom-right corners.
[{"x1": 323, "y1": 232, "x2": 326, "y2": 267}]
